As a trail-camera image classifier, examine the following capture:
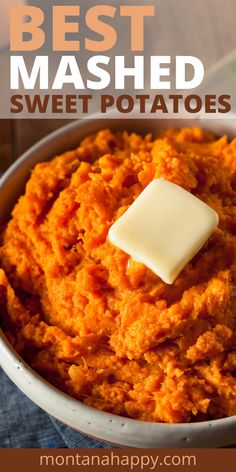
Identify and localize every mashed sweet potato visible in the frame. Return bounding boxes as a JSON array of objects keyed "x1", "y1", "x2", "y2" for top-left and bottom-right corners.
[{"x1": 0, "y1": 127, "x2": 236, "y2": 423}]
